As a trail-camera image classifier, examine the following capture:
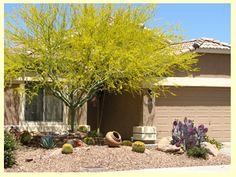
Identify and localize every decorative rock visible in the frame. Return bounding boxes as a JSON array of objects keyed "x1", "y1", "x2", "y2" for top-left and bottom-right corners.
[
  {"x1": 54, "y1": 132, "x2": 60, "y2": 136},
  {"x1": 66, "y1": 139, "x2": 75, "y2": 147},
  {"x1": 73, "y1": 139, "x2": 84, "y2": 147},
  {"x1": 157, "y1": 137, "x2": 184, "y2": 154},
  {"x1": 201, "y1": 142, "x2": 219, "y2": 156},
  {"x1": 206, "y1": 153, "x2": 214, "y2": 160},
  {"x1": 61, "y1": 131, "x2": 69, "y2": 136},
  {"x1": 25, "y1": 158, "x2": 33, "y2": 162}
]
